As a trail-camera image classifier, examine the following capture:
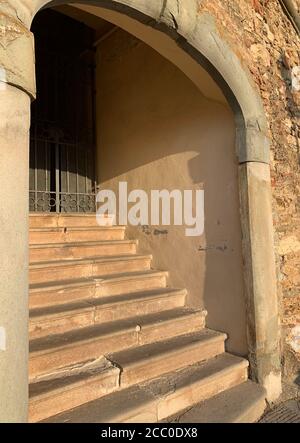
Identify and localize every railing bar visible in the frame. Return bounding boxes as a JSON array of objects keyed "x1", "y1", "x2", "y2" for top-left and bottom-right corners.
[
  {"x1": 45, "y1": 140, "x2": 48, "y2": 192},
  {"x1": 30, "y1": 191, "x2": 96, "y2": 196},
  {"x1": 67, "y1": 145, "x2": 70, "y2": 194},
  {"x1": 32, "y1": 137, "x2": 76, "y2": 146},
  {"x1": 55, "y1": 141, "x2": 60, "y2": 213},
  {"x1": 76, "y1": 146, "x2": 79, "y2": 213},
  {"x1": 85, "y1": 148, "x2": 88, "y2": 195},
  {"x1": 34, "y1": 123, "x2": 38, "y2": 212}
]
